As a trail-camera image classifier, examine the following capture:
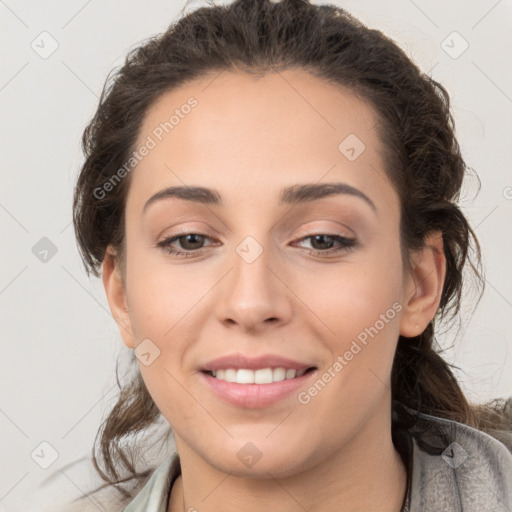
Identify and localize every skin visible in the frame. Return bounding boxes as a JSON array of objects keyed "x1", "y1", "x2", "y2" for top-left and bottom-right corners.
[{"x1": 102, "y1": 68, "x2": 446, "y2": 512}]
